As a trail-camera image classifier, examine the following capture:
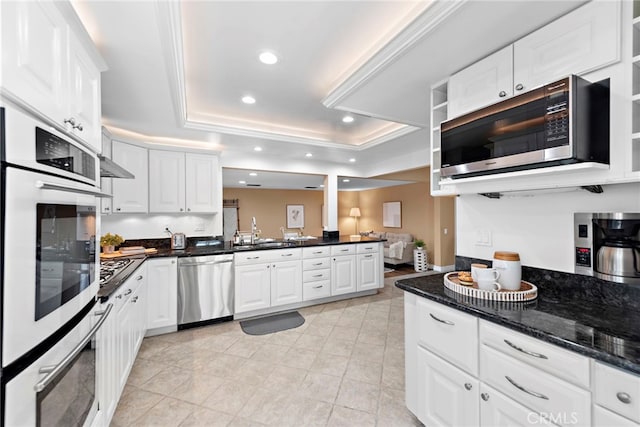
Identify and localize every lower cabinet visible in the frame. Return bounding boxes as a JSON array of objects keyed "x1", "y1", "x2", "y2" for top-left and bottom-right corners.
[
  {"x1": 357, "y1": 252, "x2": 380, "y2": 291},
  {"x1": 270, "y1": 260, "x2": 302, "y2": 307},
  {"x1": 331, "y1": 245, "x2": 357, "y2": 296},
  {"x1": 96, "y1": 263, "x2": 147, "y2": 426},
  {"x1": 235, "y1": 262, "x2": 272, "y2": 314},
  {"x1": 145, "y1": 257, "x2": 177, "y2": 335},
  {"x1": 480, "y1": 383, "x2": 556, "y2": 426}
]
